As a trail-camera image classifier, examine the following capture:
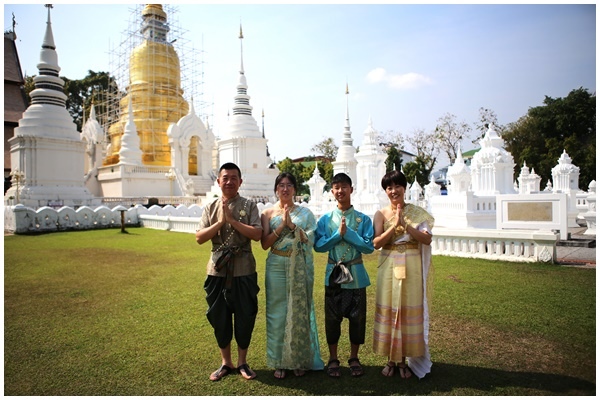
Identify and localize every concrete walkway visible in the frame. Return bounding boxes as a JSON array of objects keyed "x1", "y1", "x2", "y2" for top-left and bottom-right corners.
[{"x1": 556, "y1": 227, "x2": 596, "y2": 268}]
